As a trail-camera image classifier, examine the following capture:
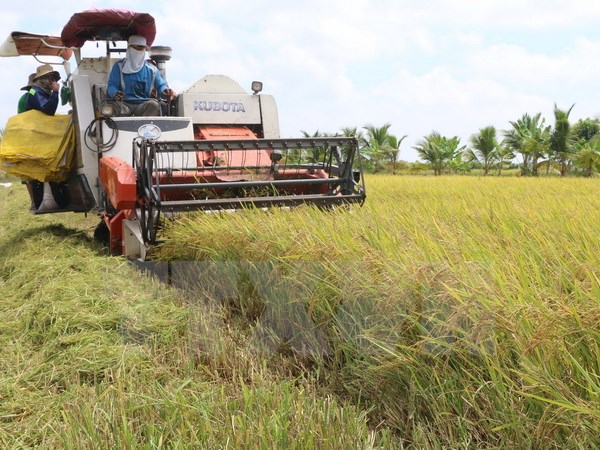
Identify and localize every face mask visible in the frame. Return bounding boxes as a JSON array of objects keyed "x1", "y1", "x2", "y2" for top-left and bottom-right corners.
[{"x1": 122, "y1": 48, "x2": 146, "y2": 74}]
